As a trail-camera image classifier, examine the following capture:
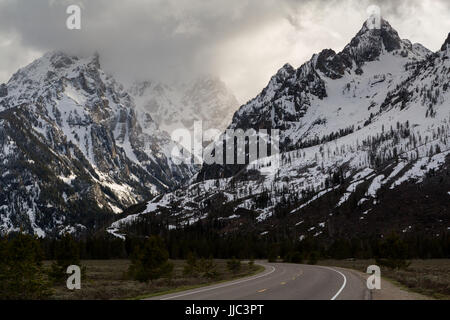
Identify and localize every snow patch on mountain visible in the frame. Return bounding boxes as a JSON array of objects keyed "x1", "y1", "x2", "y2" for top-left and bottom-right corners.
[
  {"x1": 0, "y1": 51, "x2": 196, "y2": 236},
  {"x1": 108, "y1": 20, "x2": 450, "y2": 238}
]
